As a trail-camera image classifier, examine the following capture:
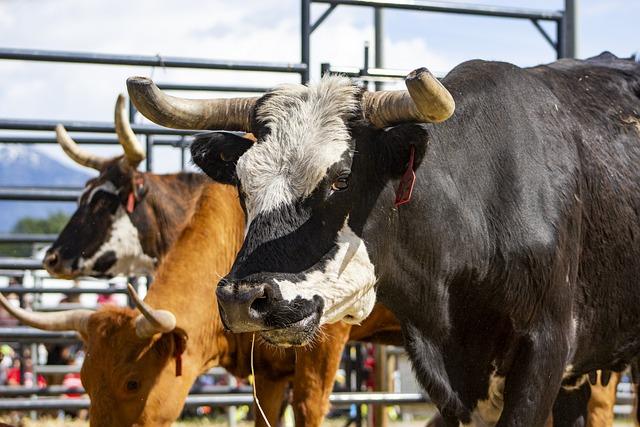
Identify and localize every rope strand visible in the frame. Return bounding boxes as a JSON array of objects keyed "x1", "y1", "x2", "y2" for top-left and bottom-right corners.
[{"x1": 251, "y1": 333, "x2": 272, "y2": 427}]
